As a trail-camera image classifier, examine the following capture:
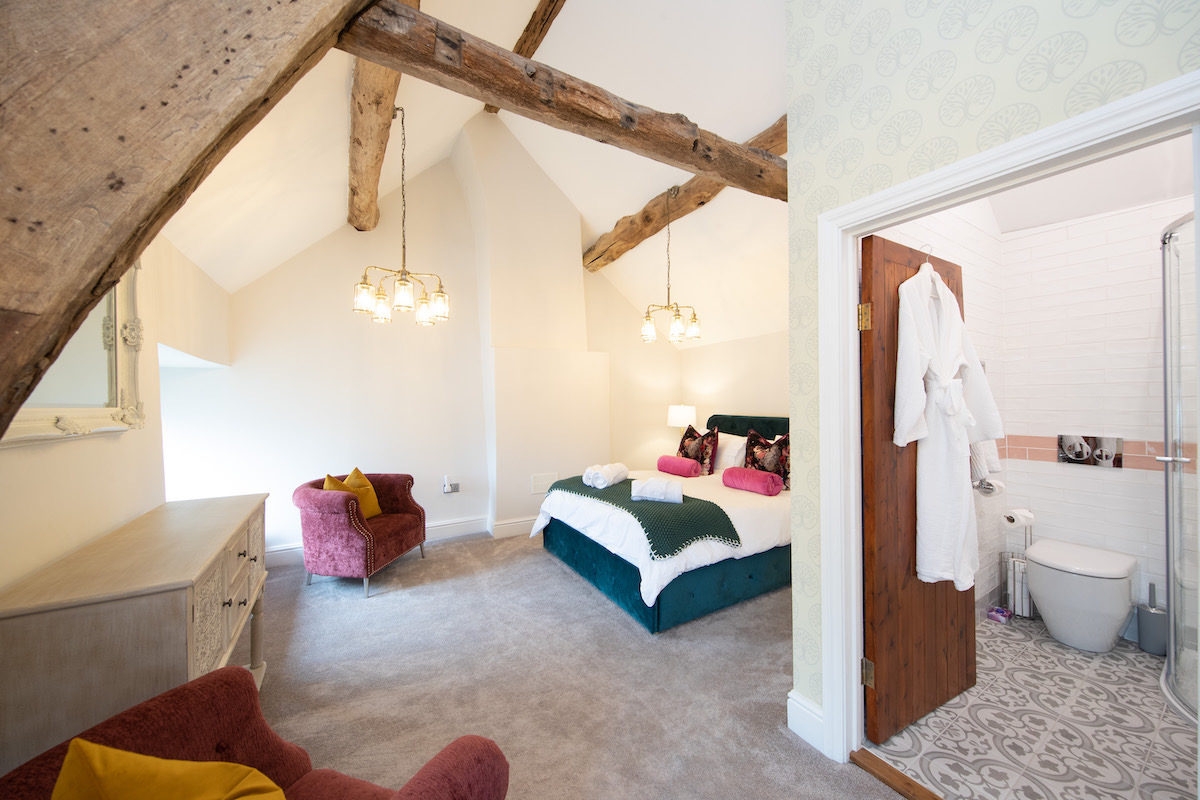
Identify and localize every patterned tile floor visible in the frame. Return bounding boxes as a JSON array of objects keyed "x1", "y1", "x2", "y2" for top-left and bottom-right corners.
[{"x1": 868, "y1": 617, "x2": 1198, "y2": 800}]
